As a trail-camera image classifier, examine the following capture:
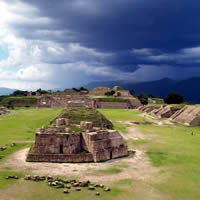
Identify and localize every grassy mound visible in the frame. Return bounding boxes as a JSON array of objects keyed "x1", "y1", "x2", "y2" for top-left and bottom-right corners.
[{"x1": 61, "y1": 109, "x2": 113, "y2": 129}]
